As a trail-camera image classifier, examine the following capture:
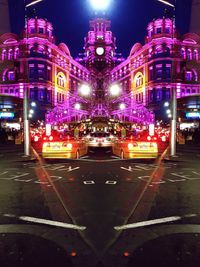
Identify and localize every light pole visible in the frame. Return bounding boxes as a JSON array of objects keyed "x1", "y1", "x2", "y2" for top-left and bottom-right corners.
[
  {"x1": 23, "y1": 0, "x2": 43, "y2": 156},
  {"x1": 157, "y1": 0, "x2": 177, "y2": 156}
]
